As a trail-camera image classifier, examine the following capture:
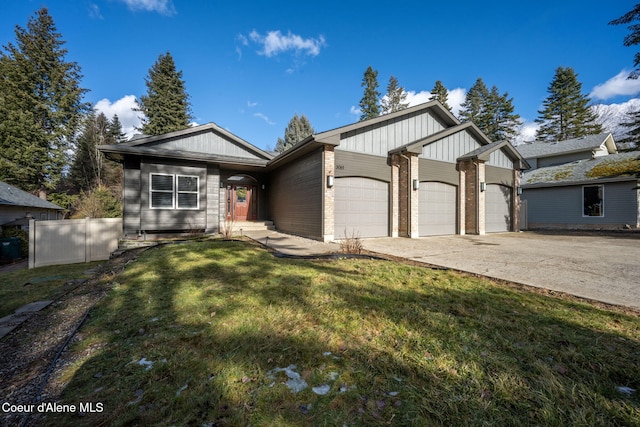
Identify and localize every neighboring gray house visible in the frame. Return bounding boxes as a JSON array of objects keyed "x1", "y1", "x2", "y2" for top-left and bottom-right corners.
[
  {"x1": 516, "y1": 133, "x2": 617, "y2": 169},
  {"x1": 0, "y1": 181, "x2": 63, "y2": 229},
  {"x1": 100, "y1": 101, "x2": 529, "y2": 241},
  {"x1": 517, "y1": 135, "x2": 640, "y2": 230}
]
